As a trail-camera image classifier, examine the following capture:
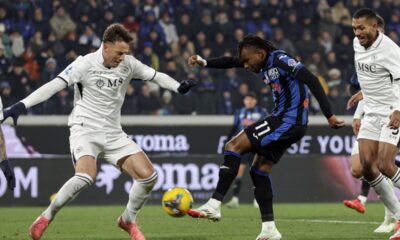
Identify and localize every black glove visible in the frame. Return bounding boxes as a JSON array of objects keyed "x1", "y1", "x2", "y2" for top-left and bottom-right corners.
[
  {"x1": 177, "y1": 80, "x2": 197, "y2": 94},
  {"x1": 0, "y1": 160, "x2": 16, "y2": 191},
  {"x1": 2, "y1": 102, "x2": 26, "y2": 125}
]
